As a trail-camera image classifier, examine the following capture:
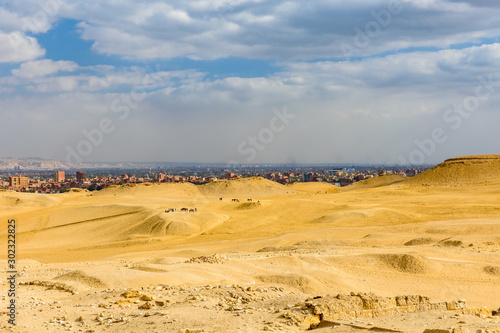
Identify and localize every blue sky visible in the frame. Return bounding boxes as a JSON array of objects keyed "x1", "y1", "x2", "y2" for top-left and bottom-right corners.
[
  {"x1": 37, "y1": 19, "x2": 119, "y2": 66},
  {"x1": 36, "y1": 19, "x2": 281, "y2": 79},
  {"x1": 1, "y1": 0, "x2": 500, "y2": 165}
]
